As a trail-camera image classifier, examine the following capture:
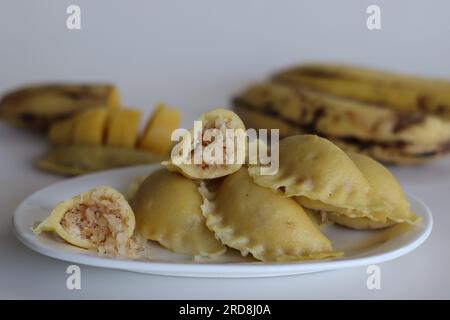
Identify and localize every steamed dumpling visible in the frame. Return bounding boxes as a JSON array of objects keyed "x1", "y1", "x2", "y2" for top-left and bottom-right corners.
[
  {"x1": 33, "y1": 186, "x2": 143, "y2": 257},
  {"x1": 249, "y1": 135, "x2": 385, "y2": 220},
  {"x1": 327, "y1": 153, "x2": 420, "y2": 229},
  {"x1": 200, "y1": 168, "x2": 341, "y2": 262},
  {"x1": 131, "y1": 168, "x2": 226, "y2": 257},
  {"x1": 163, "y1": 108, "x2": 246, "y2": 179},
  {"x1": 326, "y1": 214, "x2": 396, "y2": 230}
]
